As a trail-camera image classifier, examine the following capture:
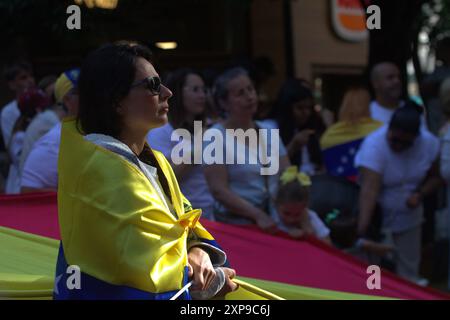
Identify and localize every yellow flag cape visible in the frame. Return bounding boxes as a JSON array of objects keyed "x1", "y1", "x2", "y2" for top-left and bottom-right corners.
[
  {"x1": 56, "y1": 119, "x2": 221, "y2": 299},
  {"x1": 320, "y1": 118, "x2": 382, "y2": 150}
]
